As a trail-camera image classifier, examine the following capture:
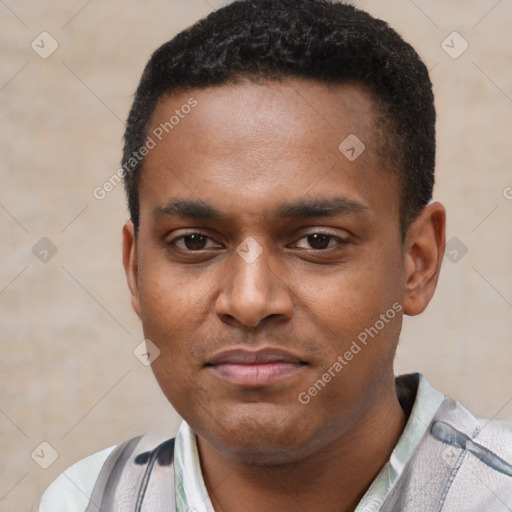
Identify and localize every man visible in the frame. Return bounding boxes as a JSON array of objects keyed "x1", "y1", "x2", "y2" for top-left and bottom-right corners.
[{"x1": 39, "y1": 0, "x2": 512, "y2": 510}]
